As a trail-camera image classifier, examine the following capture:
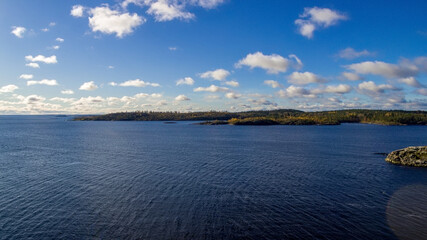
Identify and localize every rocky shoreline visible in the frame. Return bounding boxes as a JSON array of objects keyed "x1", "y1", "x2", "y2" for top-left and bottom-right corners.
[{"x1": 385, "y1": 146, "x2": 427, "y2": 167}]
